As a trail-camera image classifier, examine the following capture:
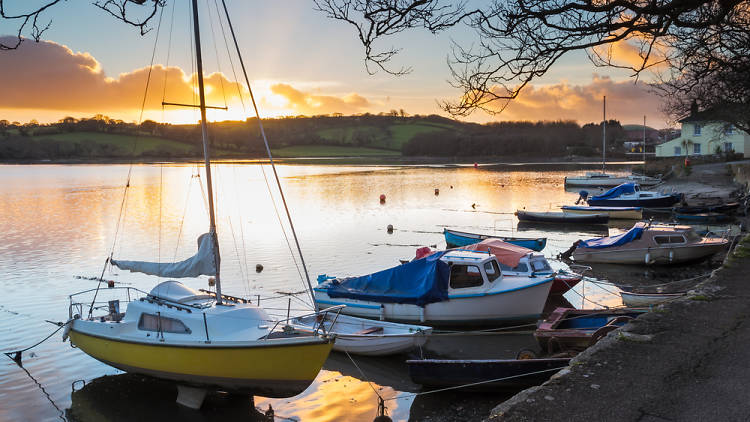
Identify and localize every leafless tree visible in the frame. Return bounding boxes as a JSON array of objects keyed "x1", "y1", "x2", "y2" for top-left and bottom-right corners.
[
  {"x1": 0, "y1": 0, "x2": 164, "y2": 50},
  {"x1": 314, "y1": 0, "x2": 750, "y2": 124}
]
